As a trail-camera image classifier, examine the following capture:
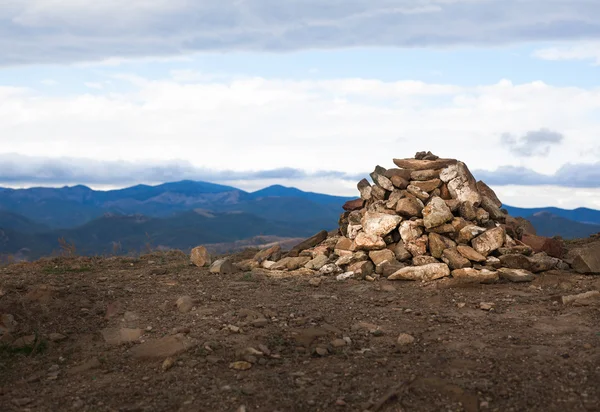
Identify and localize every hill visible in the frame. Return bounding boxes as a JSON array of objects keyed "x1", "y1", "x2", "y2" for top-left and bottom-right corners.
[
  {"x1": 526, "y1": 211, "x2": 600, "y2": 239},
  {"x1": 0, "y1": 182, "x2": 354, "y2": 228},
  {"x1": 0, "y1": 209, "x2": 334, "y2": 259},
  {"x1": 1, "y1": 180, "x2": 600, "y2": 259},
  {"x1": 503, "y1": 206, "x2": 600, "y2": 225}
]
